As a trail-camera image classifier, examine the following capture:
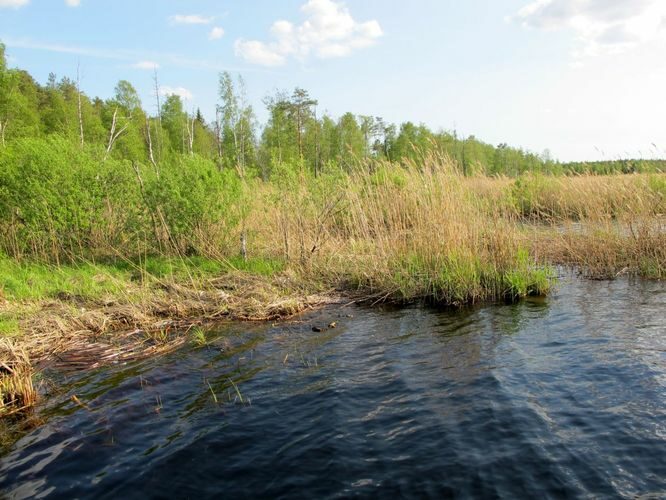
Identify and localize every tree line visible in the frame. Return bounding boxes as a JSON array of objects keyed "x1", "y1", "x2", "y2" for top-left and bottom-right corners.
[{"x1": 1, "y1": 42, "x2": 663, "y2": 177}]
